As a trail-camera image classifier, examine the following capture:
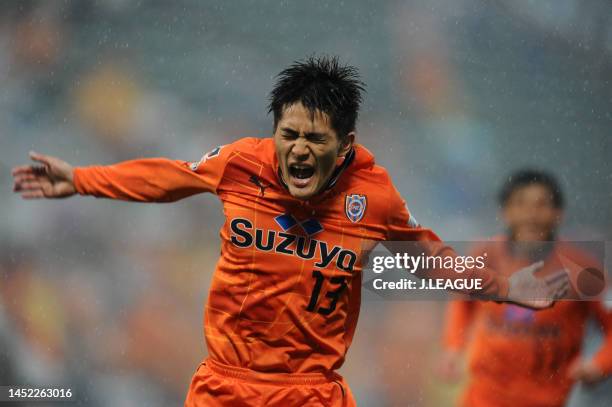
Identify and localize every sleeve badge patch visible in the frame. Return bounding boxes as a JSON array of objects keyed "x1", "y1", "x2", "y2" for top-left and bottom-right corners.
[{"x1": 190, "y1": 145, "x2": 224, "y2": 171}]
